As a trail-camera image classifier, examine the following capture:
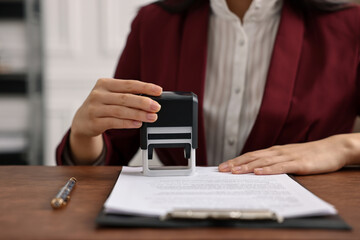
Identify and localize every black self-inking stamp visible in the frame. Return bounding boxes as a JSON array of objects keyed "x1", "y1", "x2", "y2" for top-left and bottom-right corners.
[{"x1": 140, "y1": 91, "x2": 198, "y2": 176}]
